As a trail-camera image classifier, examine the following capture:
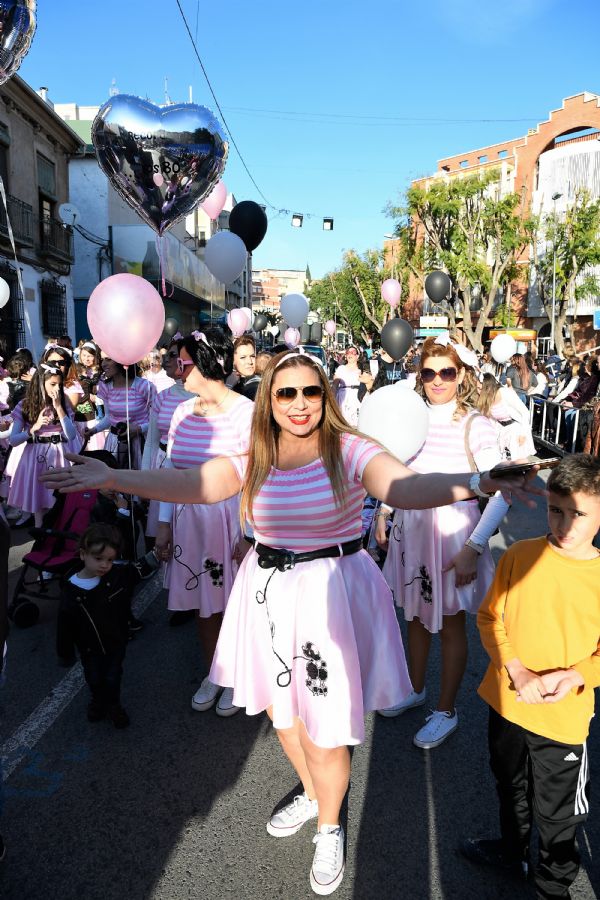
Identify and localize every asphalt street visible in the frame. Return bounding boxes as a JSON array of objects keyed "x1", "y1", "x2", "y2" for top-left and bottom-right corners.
[{"x1": 1, "y1": 485, "x2": 599, "y2": 900}]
